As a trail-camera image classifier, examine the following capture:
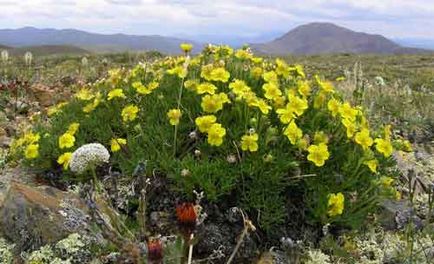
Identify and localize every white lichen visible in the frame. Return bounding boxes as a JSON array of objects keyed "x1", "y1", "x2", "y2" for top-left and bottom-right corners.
[
  {"x1": 26, "y1": 245, "x2": 54, "y2": 264},
  {"x1": 69, "y1": 143, "x2": 110, "y2": 174},
  {"x1": 305, "y1": 249, "x2": 331, "y2": 264},
  {"x1": 0, "y1": 238, "x2": 14, "y2": 264},
  {"x1": 55, "y1": 233, "x2": 85, "y2": 255}
]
